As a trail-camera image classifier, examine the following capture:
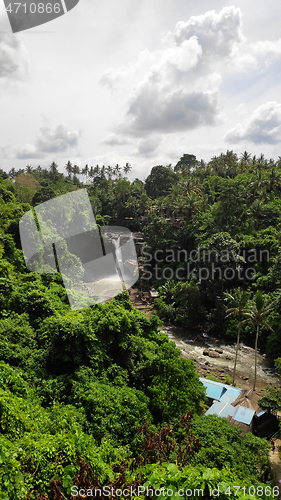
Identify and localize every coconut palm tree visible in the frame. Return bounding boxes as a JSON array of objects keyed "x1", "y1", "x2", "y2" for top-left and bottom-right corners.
[
  {"x1": 72, "y1": 164, "x2": 80, "y2": 179},
  {"x1": 106, "y1": 165, "x2": 113, "y2": 180},
  {"x1": 81, "y1": 164, "x2": 89, "y2": 182},
  {"x1": 113, "y1": 164, "x2": 122, "y2": 179},
  {"x1": 49, "y1": 161, "x2": 59, "y2": 181},
  {"x1": 93, "y1": 165, "x2": 101, "y2": 178},
  {"x1": 88, "y1": 166, "x2": 95, "y2": 182},
  {"x1": 224, "y1": 288, "x2": 251, "y2": 386},
  {"x1": 25, "y1": 165, "x2": 33, "y2": 175},
  {"x1": 244, "y1": 290, "x2": 275, "y2": 391},
  {"x1": 267, "y1": 166, "x2": 281, "y2": 192},
  {"x1": 153, "y1": 196, "x2": 168, "y2": 218},
  {"x1": 123, "y1": 162, "x2": 132, "y2": 177},
  {"x1": 65, "y1": 161, "x2": 73, "y2": 178},
  {"x1": 250, "y1": 199, "x2": 266, "y2": 229},
  {"x1": 100, "y1": 165, "x2": 106, "y2": 180}
]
